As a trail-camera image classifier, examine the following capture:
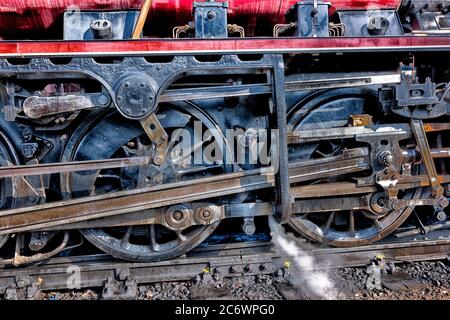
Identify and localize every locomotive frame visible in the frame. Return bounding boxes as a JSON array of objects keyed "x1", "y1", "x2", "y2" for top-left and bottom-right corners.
[{"x1": 0, "y1": 0, "x2": 450, "y2": 267}]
